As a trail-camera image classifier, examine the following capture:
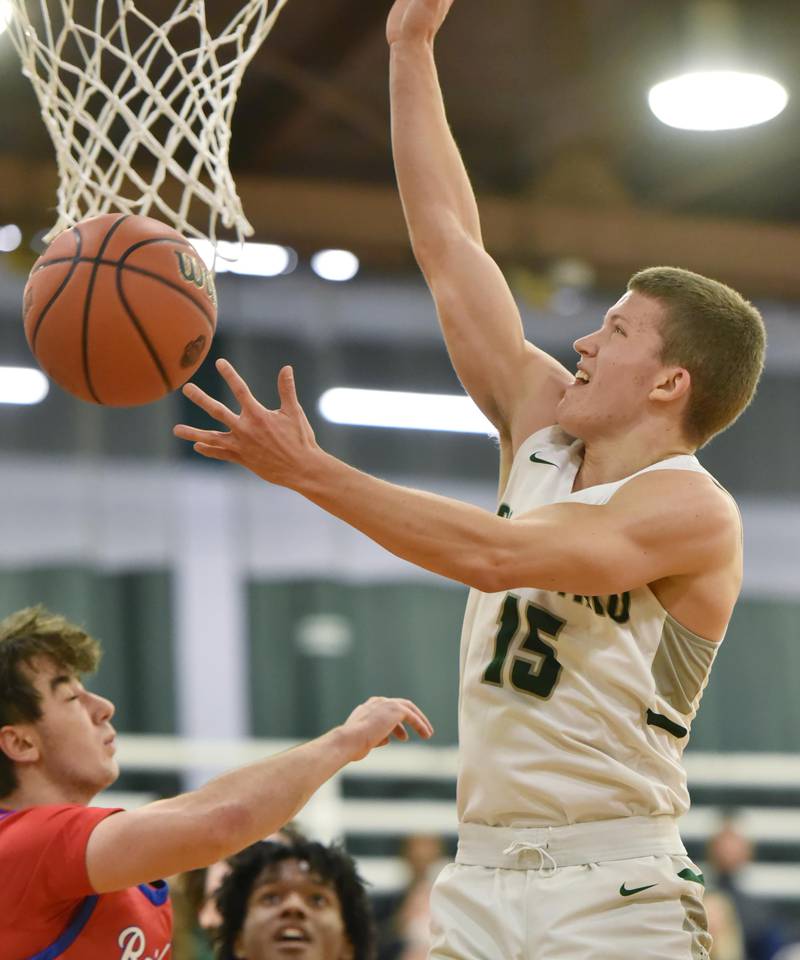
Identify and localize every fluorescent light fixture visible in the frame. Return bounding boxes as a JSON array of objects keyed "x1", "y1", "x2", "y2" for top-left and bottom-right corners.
[
  {"x1": 311, "y1": 249, "x2": 359, "y2": 282},
  {"x1": 648, "y1": 71, "x2": 788, "y2": 131},
  {"x1": 0, "y1": 224, "x2": 22, "y2": 253},
  {"x1": 0, "y1": 2, "x2": 12, "y2": 37},
  {"x1": 190, "y1": 240, "x2": 297, "y2": 277},
  {"x1": 0, "y1": 367, "x2": 49, "y2": 405},
  {"x1": 319, "y1": 387, "x2": 497, "y2": 435}
]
